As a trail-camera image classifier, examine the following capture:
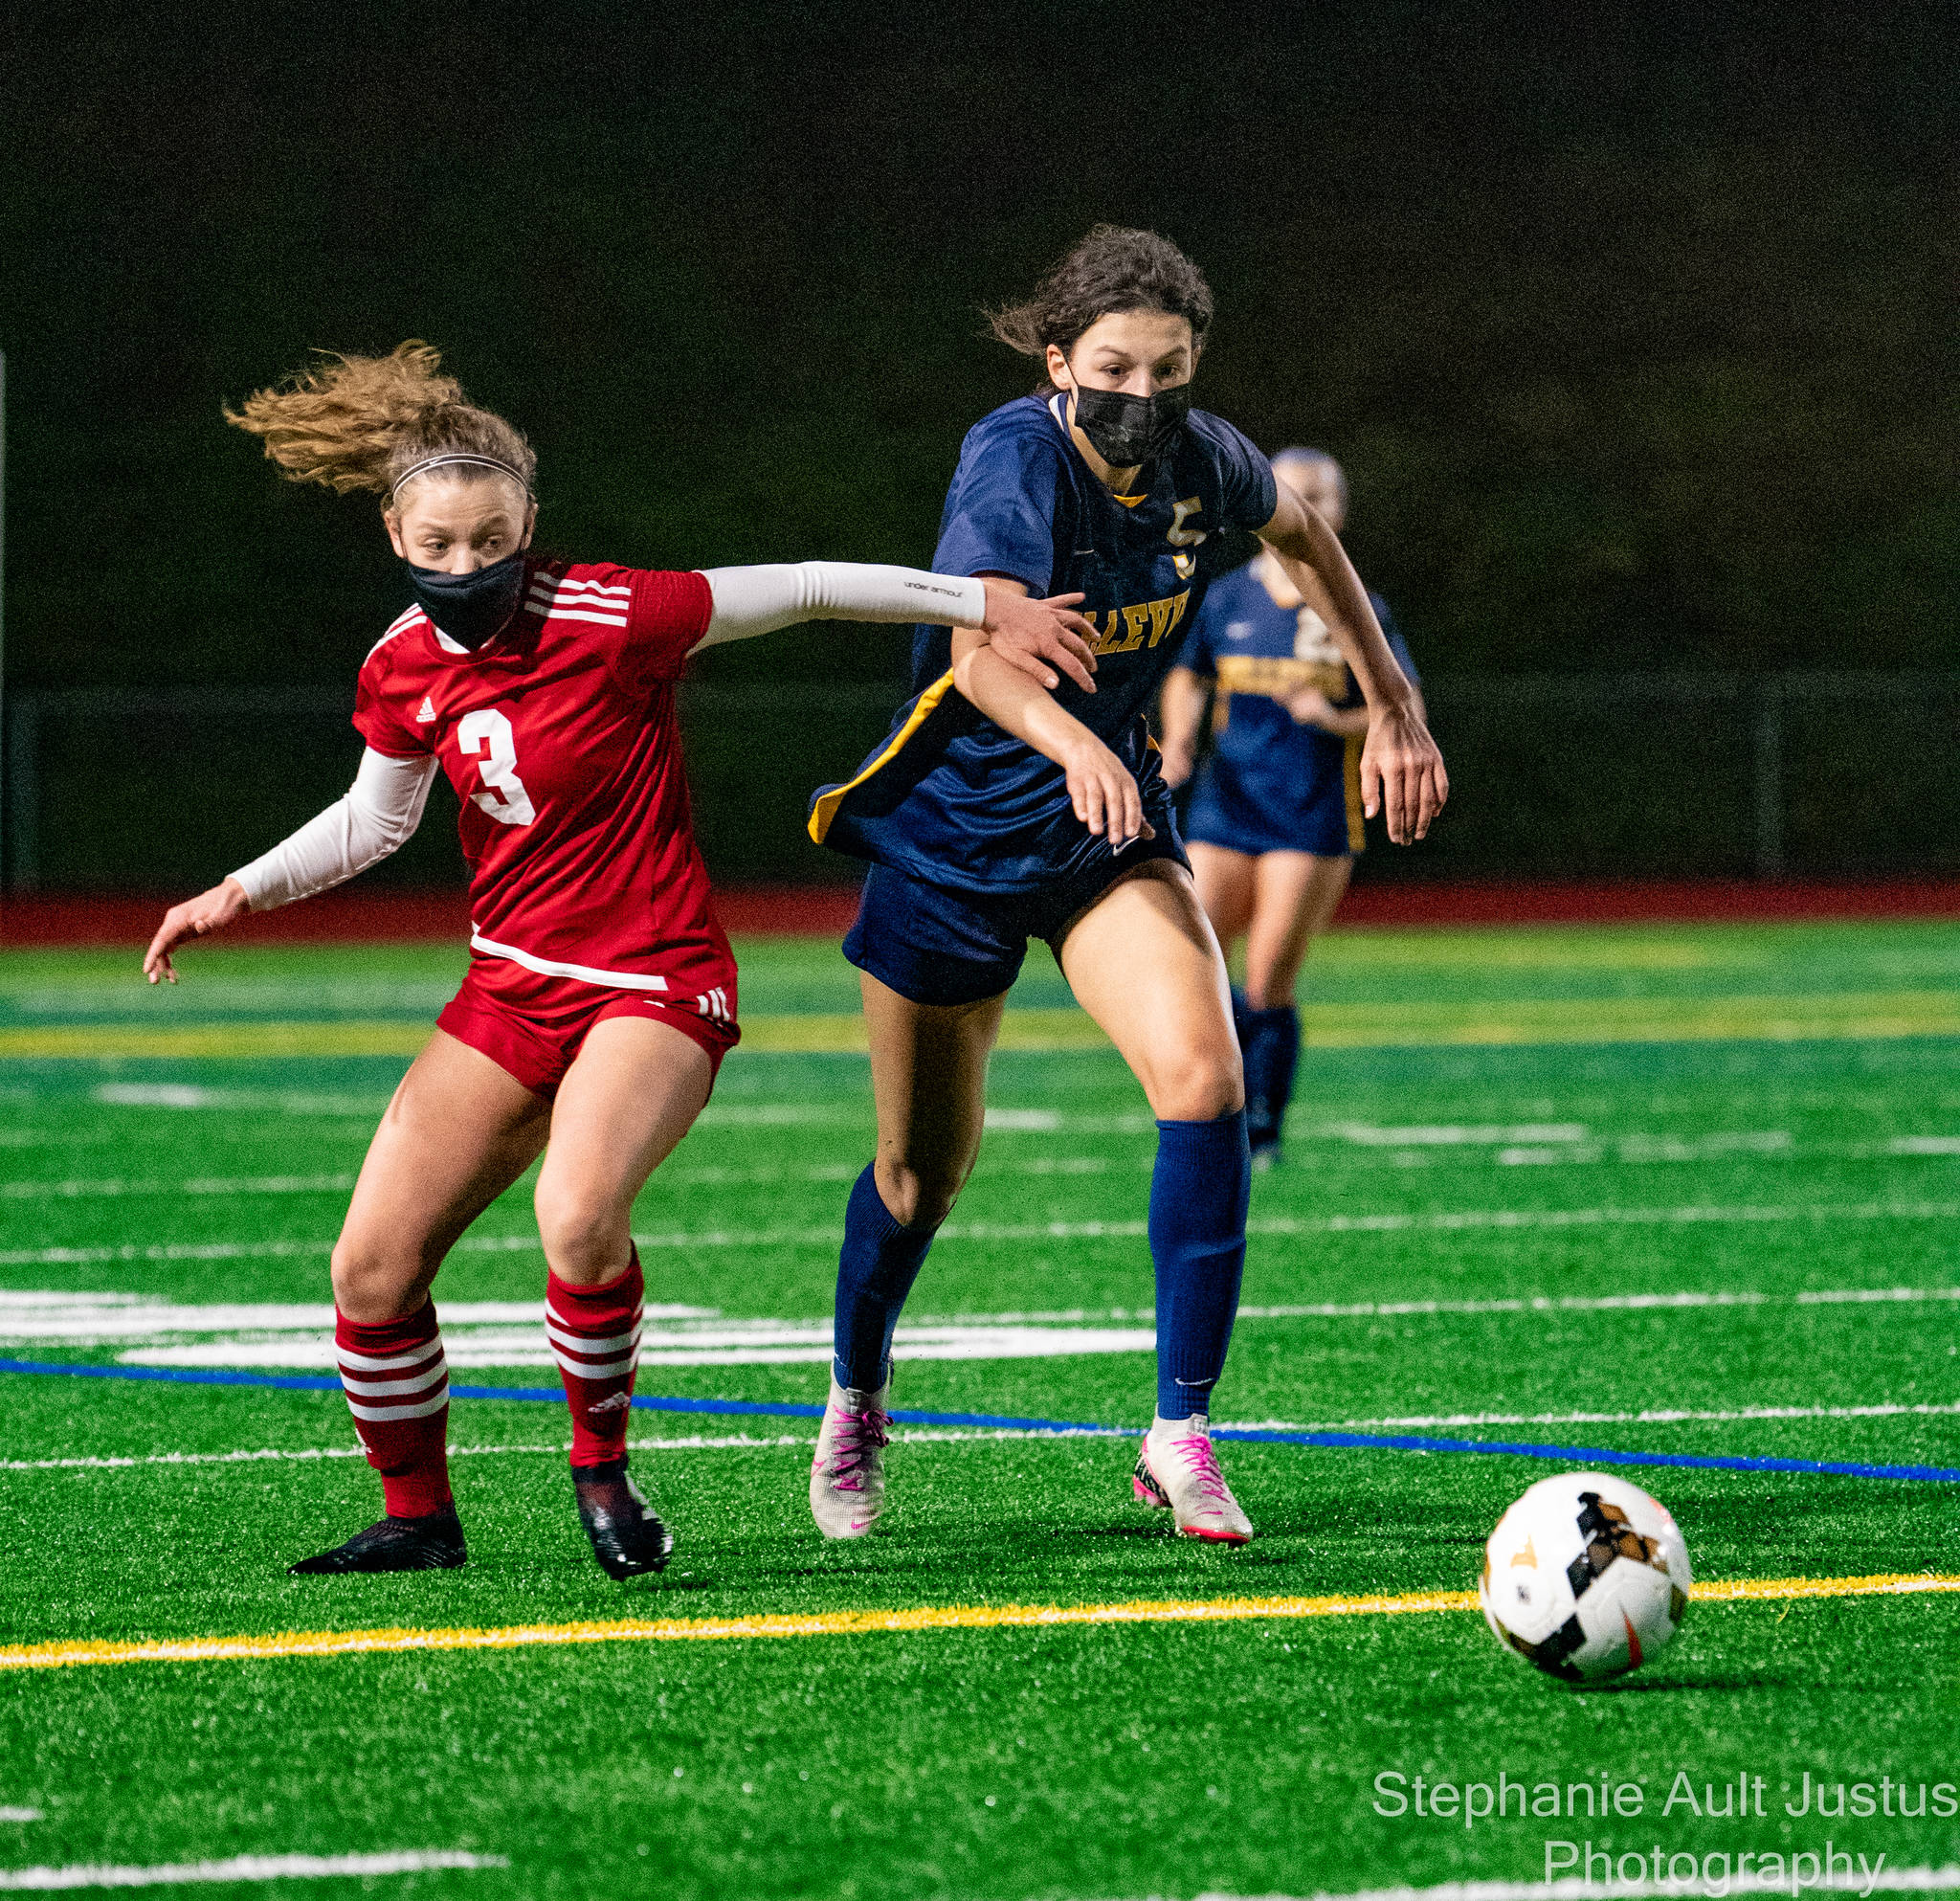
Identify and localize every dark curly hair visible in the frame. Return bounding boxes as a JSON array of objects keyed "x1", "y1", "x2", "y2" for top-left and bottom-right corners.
[{"x1": 989, "y1": 225, "x2": 1214, "y2": 391}]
